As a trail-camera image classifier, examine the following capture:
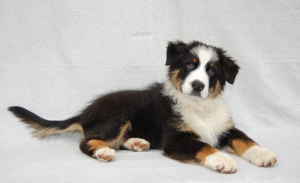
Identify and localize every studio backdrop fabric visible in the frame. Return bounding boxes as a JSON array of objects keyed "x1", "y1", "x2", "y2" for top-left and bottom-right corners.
[{"x1": 1, "y1": 1, "x2": 300, "y2": 182}]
